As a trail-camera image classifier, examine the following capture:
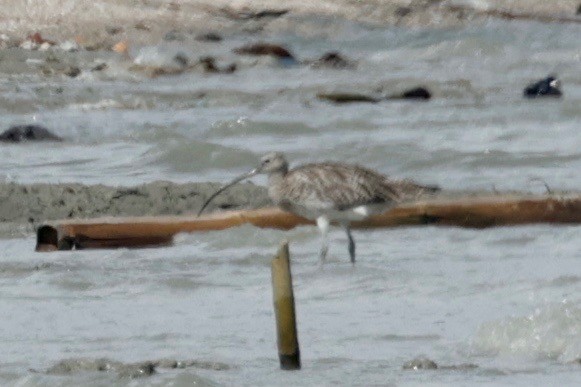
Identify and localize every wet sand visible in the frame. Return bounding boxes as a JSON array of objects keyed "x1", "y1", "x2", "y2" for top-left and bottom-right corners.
[{"x1": 0, "y1": 182, "x2": 270, "y2": 237}]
